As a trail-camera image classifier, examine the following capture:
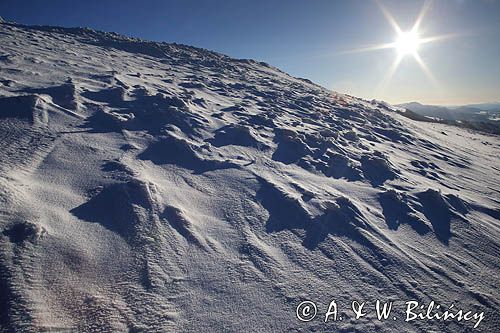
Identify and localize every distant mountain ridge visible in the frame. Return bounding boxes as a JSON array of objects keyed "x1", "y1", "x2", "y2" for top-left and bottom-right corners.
[
  {"x1": 396, "y1": 101, "x2": 500, "y2": 135},
  {"x1": 397, "y1": 101, "x2": 500, "y2": 119},
  {"x1": 460, "y1": 102, "x2": 500, "y2": 111}
]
